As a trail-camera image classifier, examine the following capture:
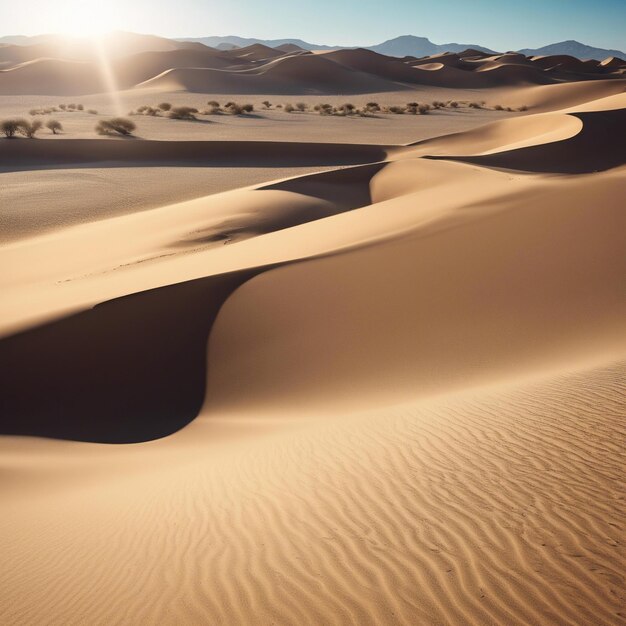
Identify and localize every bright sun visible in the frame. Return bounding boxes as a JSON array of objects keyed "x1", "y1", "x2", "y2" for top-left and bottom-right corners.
[{"x1": 56, "y1": 0, "x2": 117, "y2": 37}]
